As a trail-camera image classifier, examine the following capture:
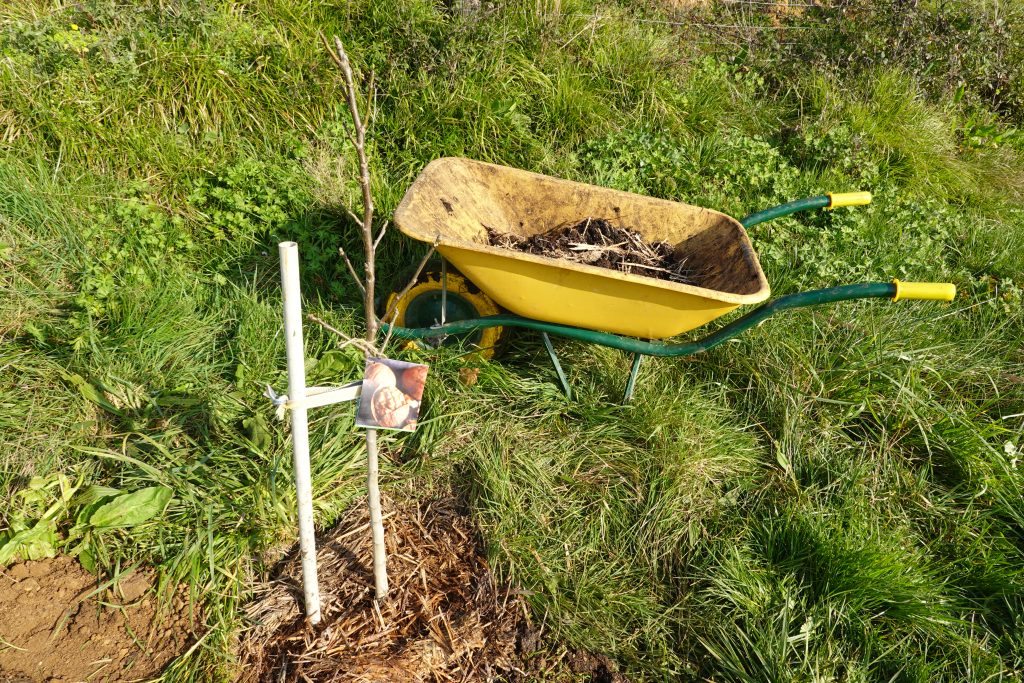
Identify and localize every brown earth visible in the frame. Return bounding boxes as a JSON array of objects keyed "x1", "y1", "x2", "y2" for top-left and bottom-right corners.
[
  {"x1": 239, "y1": 495, "x2": 628, "y2": 683},
  {"x1": 0, "y1": 556, "x2": 197, "y2": 683}
]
